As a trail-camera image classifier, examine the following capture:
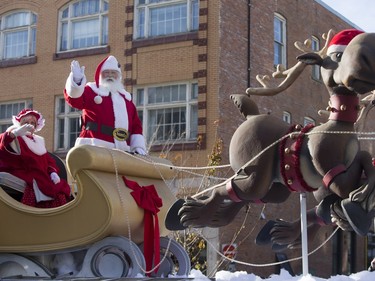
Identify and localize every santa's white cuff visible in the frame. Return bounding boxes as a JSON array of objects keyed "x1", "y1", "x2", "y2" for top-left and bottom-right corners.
[
  {"x1": 130, "y1": 134, "x2": 146, "y2": 152},
  {"x1": 65, "y1": 72, "x2": 86, "y2": 98}
]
